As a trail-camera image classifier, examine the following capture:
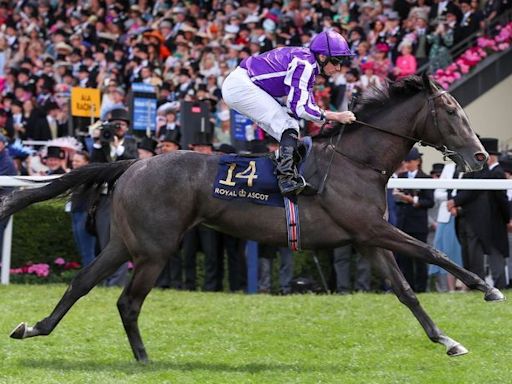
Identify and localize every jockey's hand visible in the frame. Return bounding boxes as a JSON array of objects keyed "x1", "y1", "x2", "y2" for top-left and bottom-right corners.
[{"x1": 330, "y1": 111, "x2": 356, "y2": 124}]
